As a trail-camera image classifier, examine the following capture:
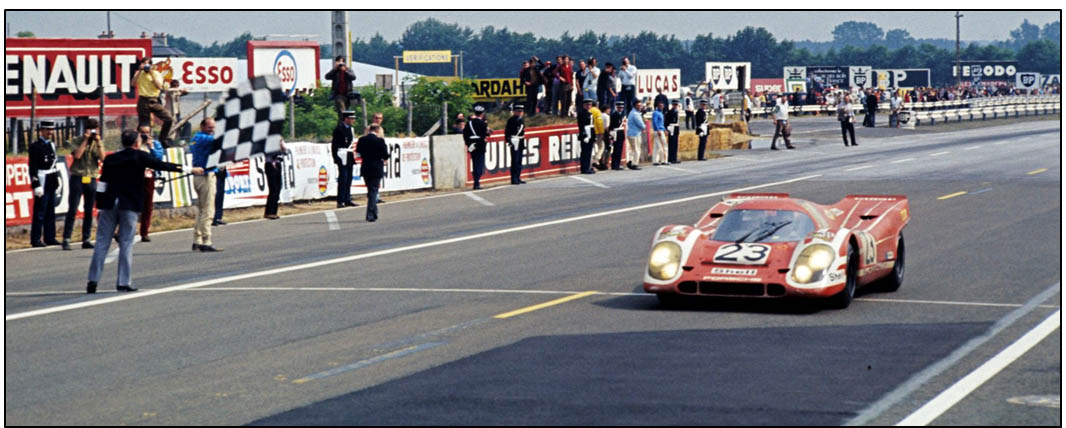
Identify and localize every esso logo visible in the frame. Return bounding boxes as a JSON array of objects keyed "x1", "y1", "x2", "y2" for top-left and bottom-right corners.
[
  {"x1": 273, "y1": 50, "x2": 298, "y2": 95},
  {"x1": 181, "y1": 62, "x2": 234, "y2": 86}
]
